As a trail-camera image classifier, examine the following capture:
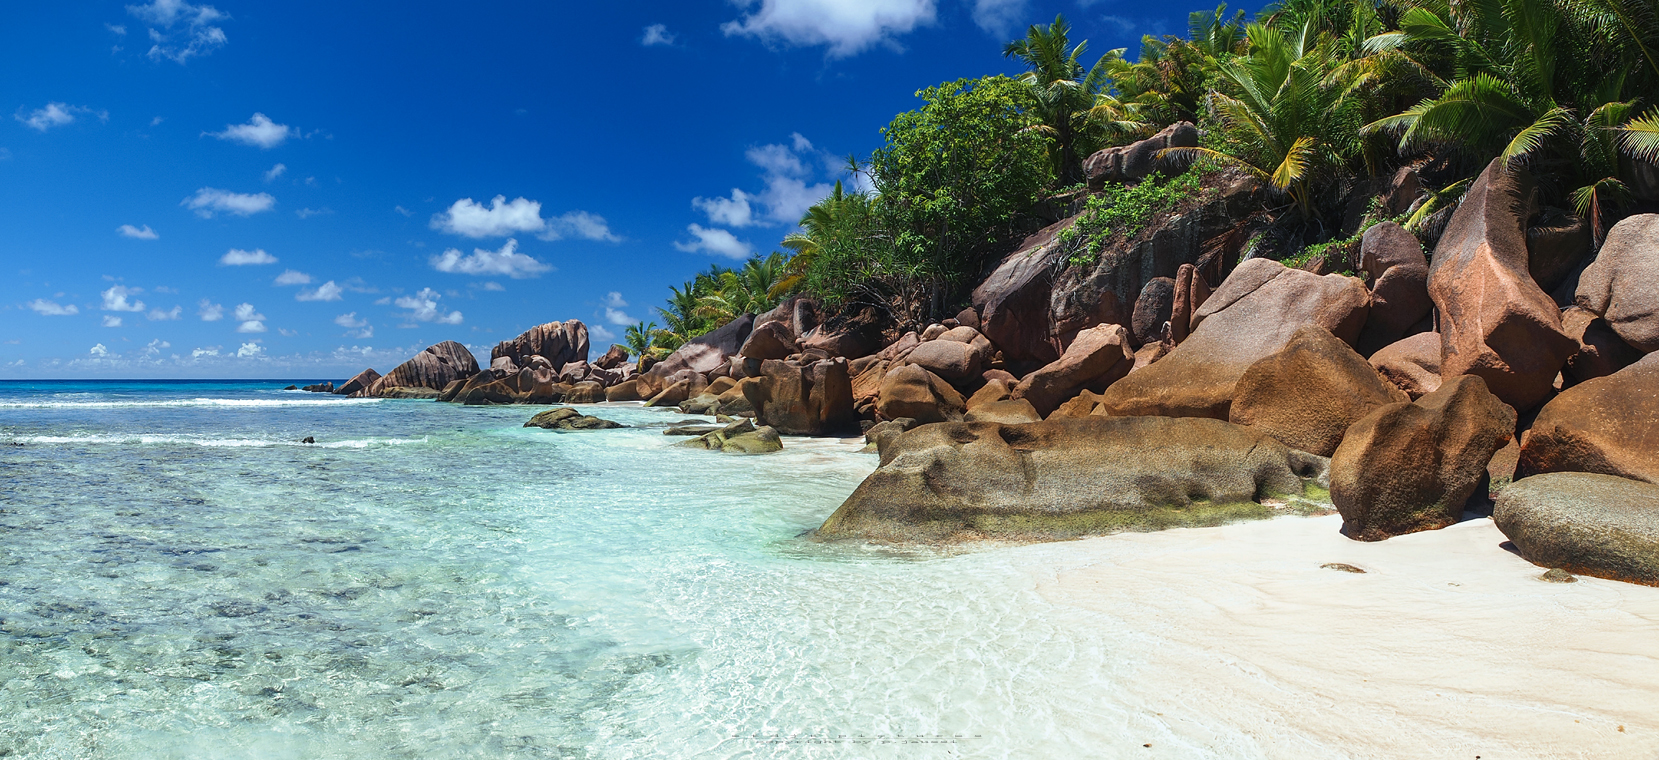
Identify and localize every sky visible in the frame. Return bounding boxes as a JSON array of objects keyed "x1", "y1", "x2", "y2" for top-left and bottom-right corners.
[{"x1": 0, "y1": 0, "x2": 1213, "y2": 379}]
